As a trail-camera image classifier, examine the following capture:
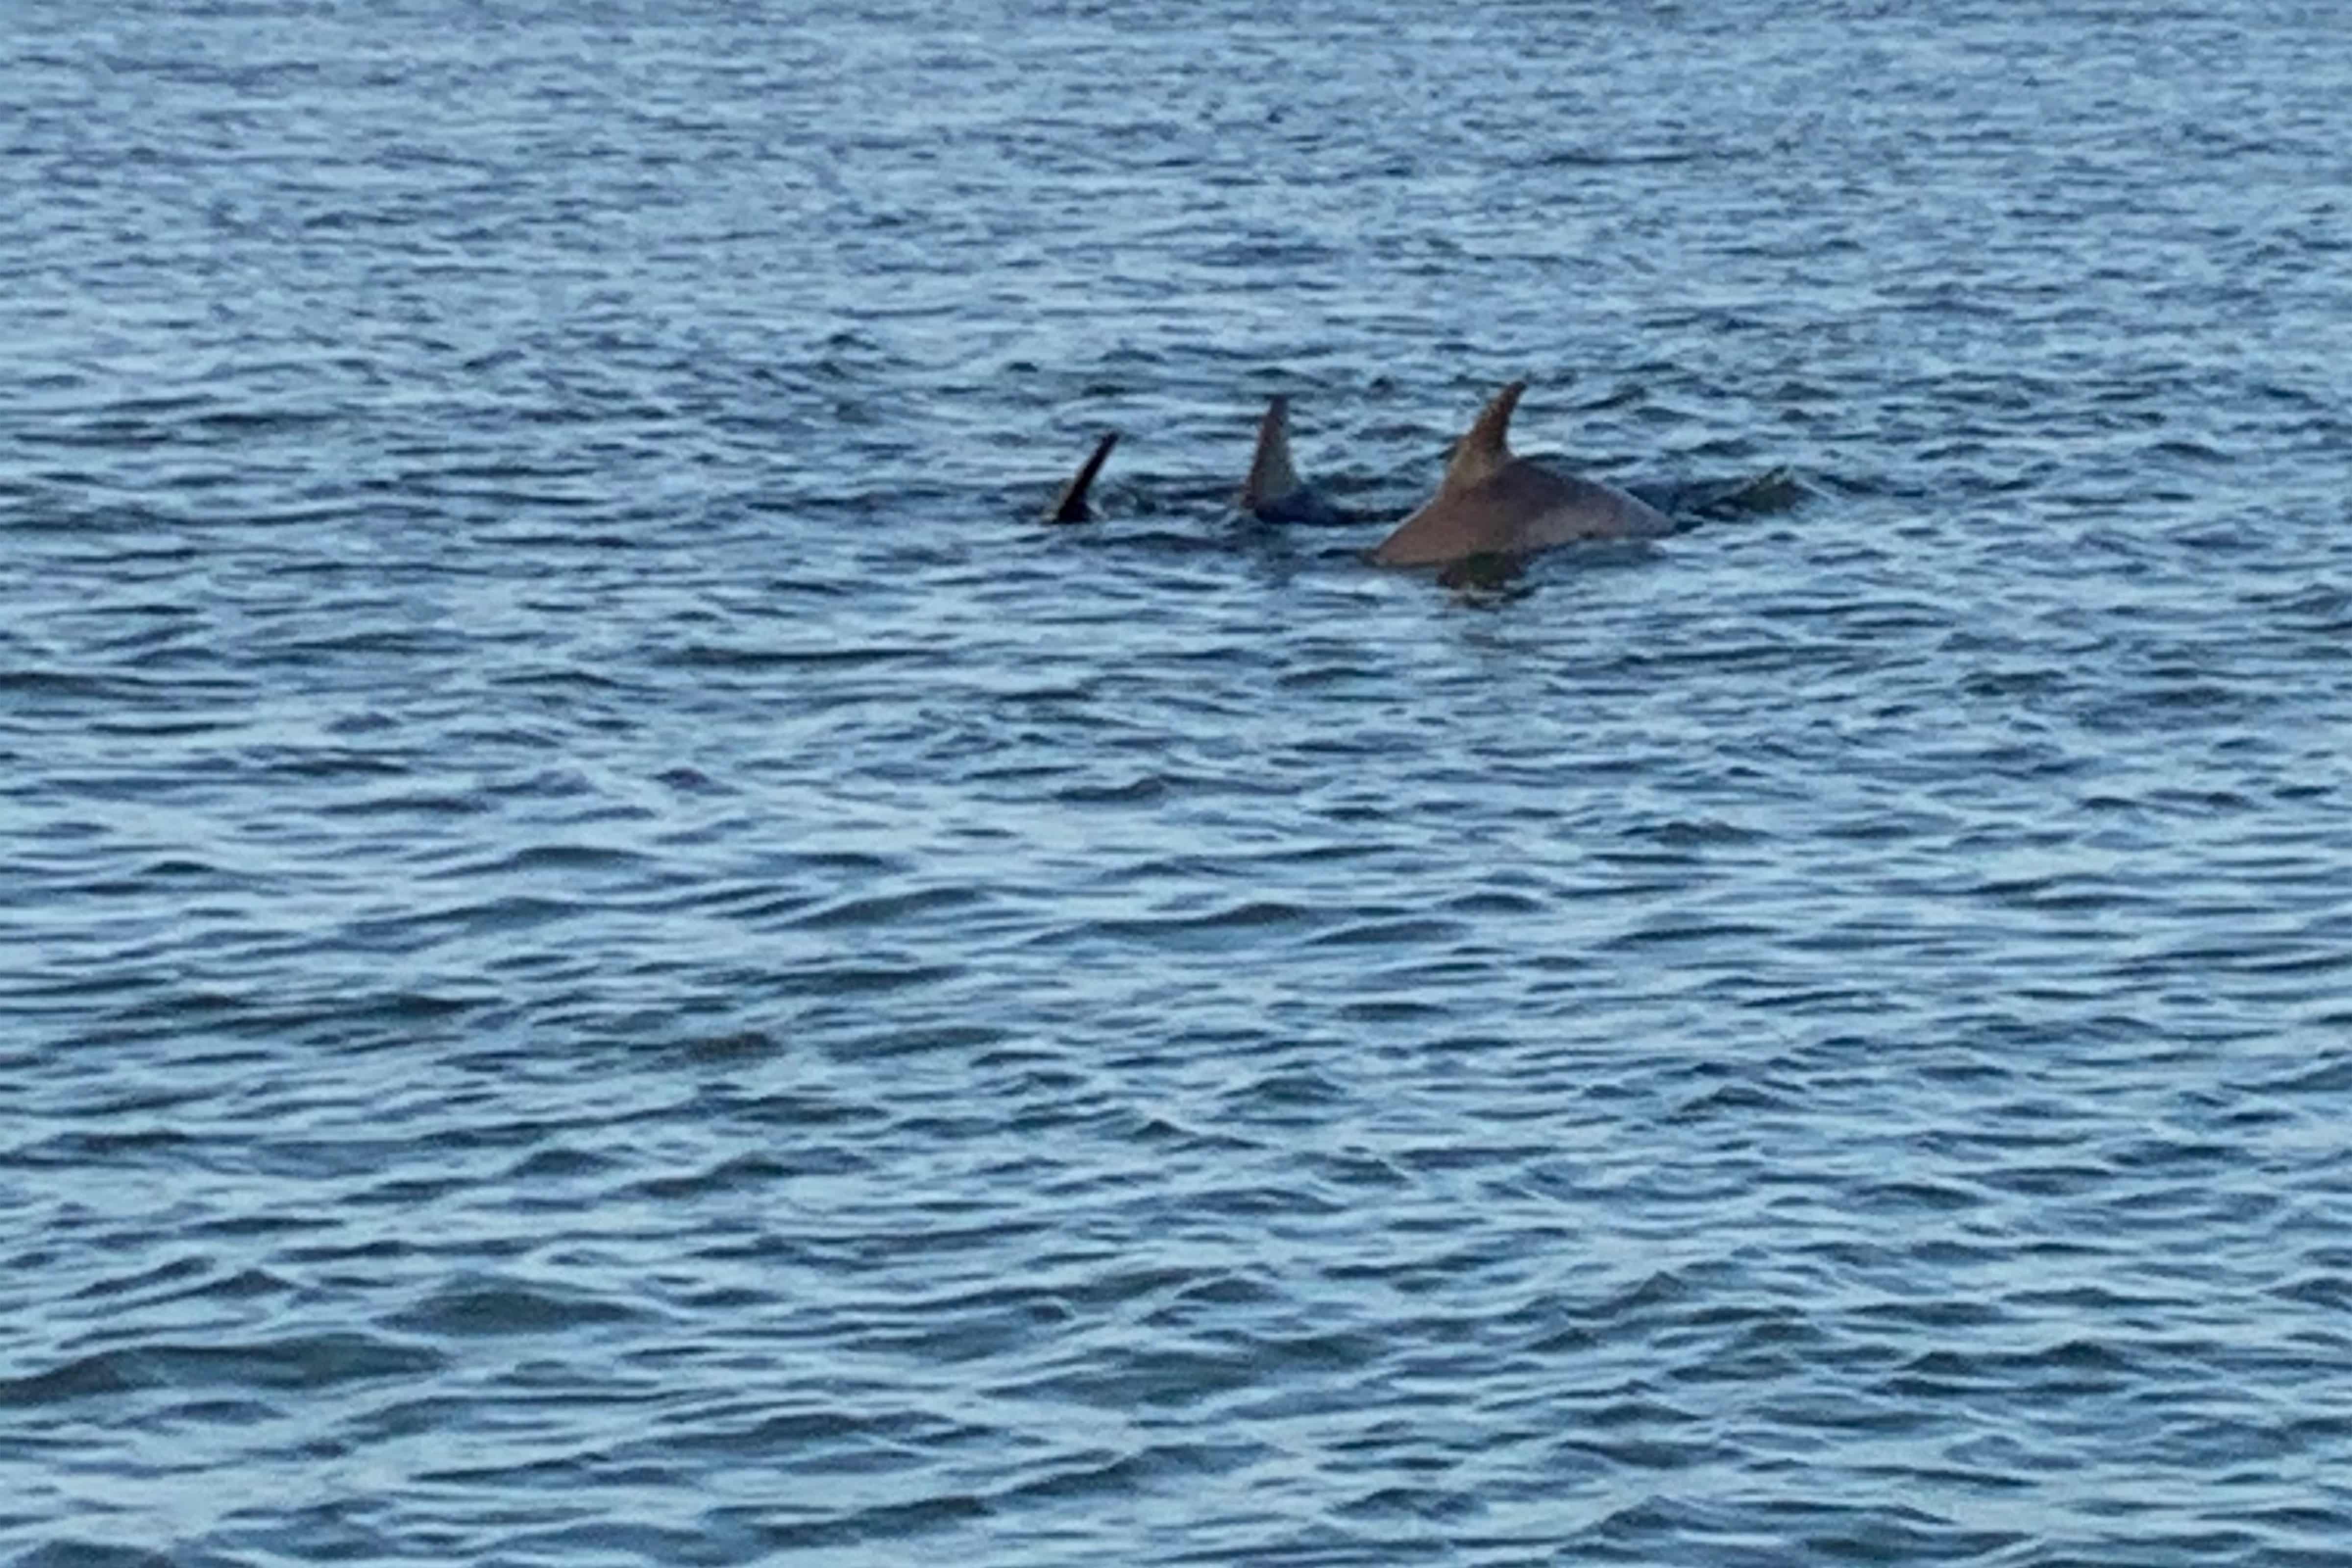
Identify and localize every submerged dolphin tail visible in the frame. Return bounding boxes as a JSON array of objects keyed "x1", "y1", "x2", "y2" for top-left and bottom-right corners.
[
  {"x1": 1440, "y1": 378, "x2": 1525, "y2": 492},
  {"x1": 1046, "y1": 431, "x2": 1119, "y2": 523},
  {"x1": 1238, "y1": 395, "x2": 1303, "y2": 515}
]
